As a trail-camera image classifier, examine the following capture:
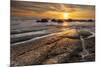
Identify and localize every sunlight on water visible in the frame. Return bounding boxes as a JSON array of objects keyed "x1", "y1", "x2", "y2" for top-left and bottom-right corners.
[
  {"x1": 62, "y1": 22, "x2": 69, "y2": 26},
  {"x1": 57, "y1": 29, "x2": 78, "y2": 37}
]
